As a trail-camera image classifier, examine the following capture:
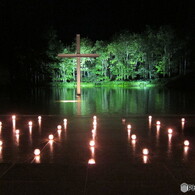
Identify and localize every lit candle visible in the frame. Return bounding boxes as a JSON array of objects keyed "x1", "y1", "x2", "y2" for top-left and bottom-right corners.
[
  {"x1": 15, "y1": 129, "x2": 20, "y2": 134},
  {"x1": 168, "y1": 128, "x2": 173, "y2": 134},
  {"x1": 184, "y1": 140, "x2": 189, "y2": 146},
  {"x1": 131, "y1": 134, "x2": 136, "y2": 140},
  {"x1": 89, "y1": 140, "x2": 95, "y2": 147},
  {"x1": 156, "y1": 121, "x2": 160, "y2": 125},
  {"x1": 142, "y1": 148, "x2": 149, "y2": 155},
  {"x1": 49, "y1": 134, "x2": 54, "y2": 140},
  {"x1": 88, "y1": 158, "x2": 95, "y2": 164},
  {"x1": 34, "y1": 149, "x2": 40, "y2": 156}
]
